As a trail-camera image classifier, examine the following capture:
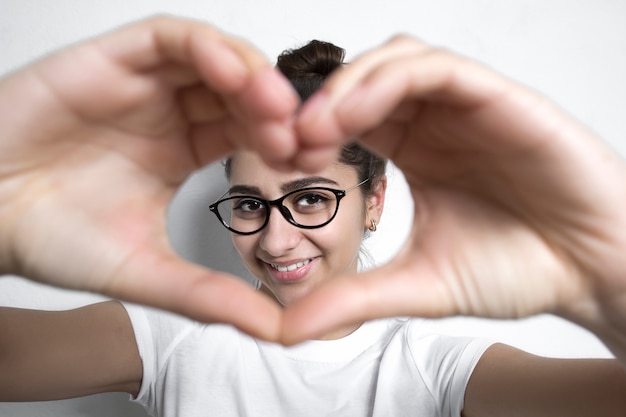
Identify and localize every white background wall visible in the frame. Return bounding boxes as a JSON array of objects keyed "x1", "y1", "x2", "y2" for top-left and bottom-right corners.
[{"x1": 1, "y1": 0, "x2": 625, "y2": 416}]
